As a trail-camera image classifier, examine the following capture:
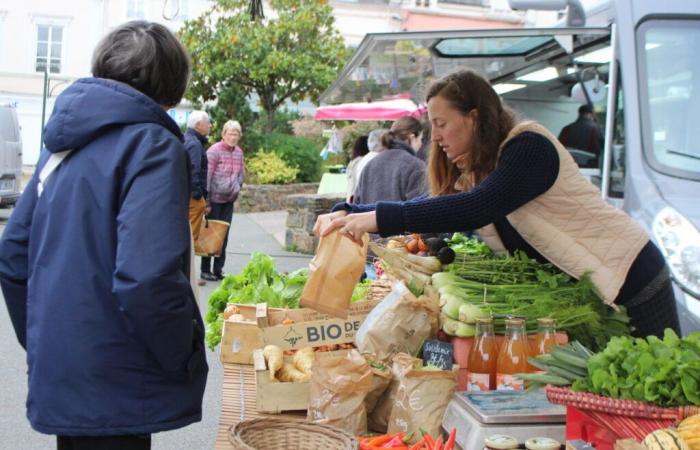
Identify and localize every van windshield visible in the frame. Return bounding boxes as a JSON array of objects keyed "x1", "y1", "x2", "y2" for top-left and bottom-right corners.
[{"x1": 639, "y1": 19, "x2": 700, "y2": 180}]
